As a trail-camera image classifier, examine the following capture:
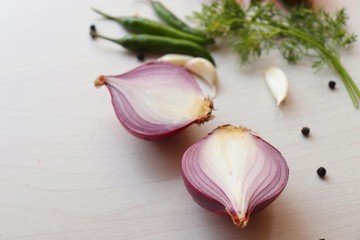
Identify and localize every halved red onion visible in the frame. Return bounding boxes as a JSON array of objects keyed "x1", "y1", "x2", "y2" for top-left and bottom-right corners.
[
  {"x1": 182, "y1": 125, "x2": 289, "y2": 227},
  {"x1": 94, "y1": 62, "x2": 214, "y2": 140}
]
